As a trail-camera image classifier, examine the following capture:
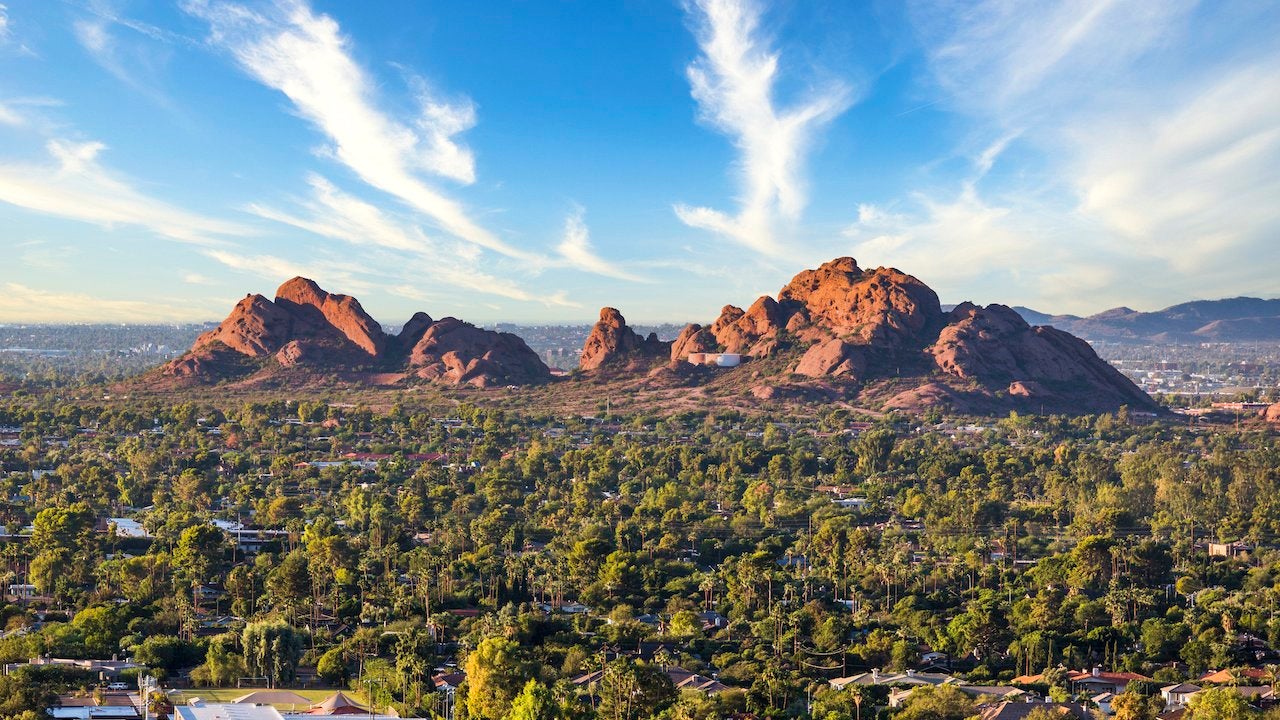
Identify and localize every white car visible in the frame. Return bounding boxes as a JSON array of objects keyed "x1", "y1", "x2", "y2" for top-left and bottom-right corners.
[{"x1": 106, "y1": 682, "x2": 129, "y2": 691}]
